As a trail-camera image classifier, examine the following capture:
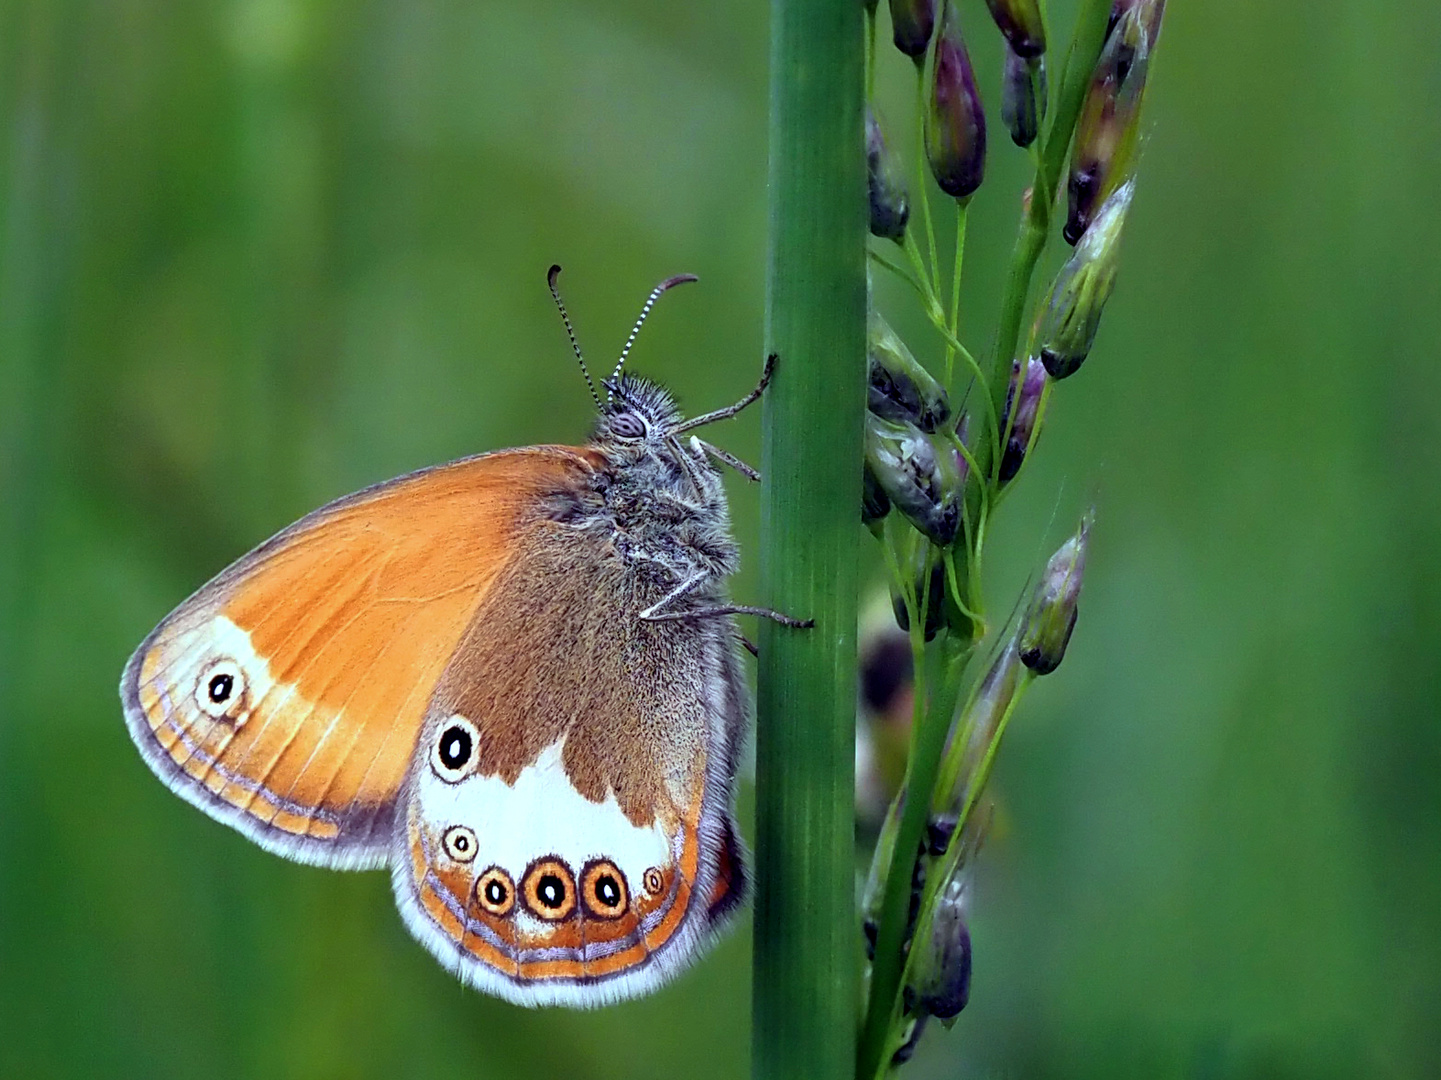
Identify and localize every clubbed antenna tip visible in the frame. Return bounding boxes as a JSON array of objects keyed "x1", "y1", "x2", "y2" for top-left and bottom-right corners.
[
  {"x1": 547, "y1": 264, "x2": 601, "y2": 408},
  {"x1": 607, "y1": 273, "x2": 699, "y2": 389}
]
